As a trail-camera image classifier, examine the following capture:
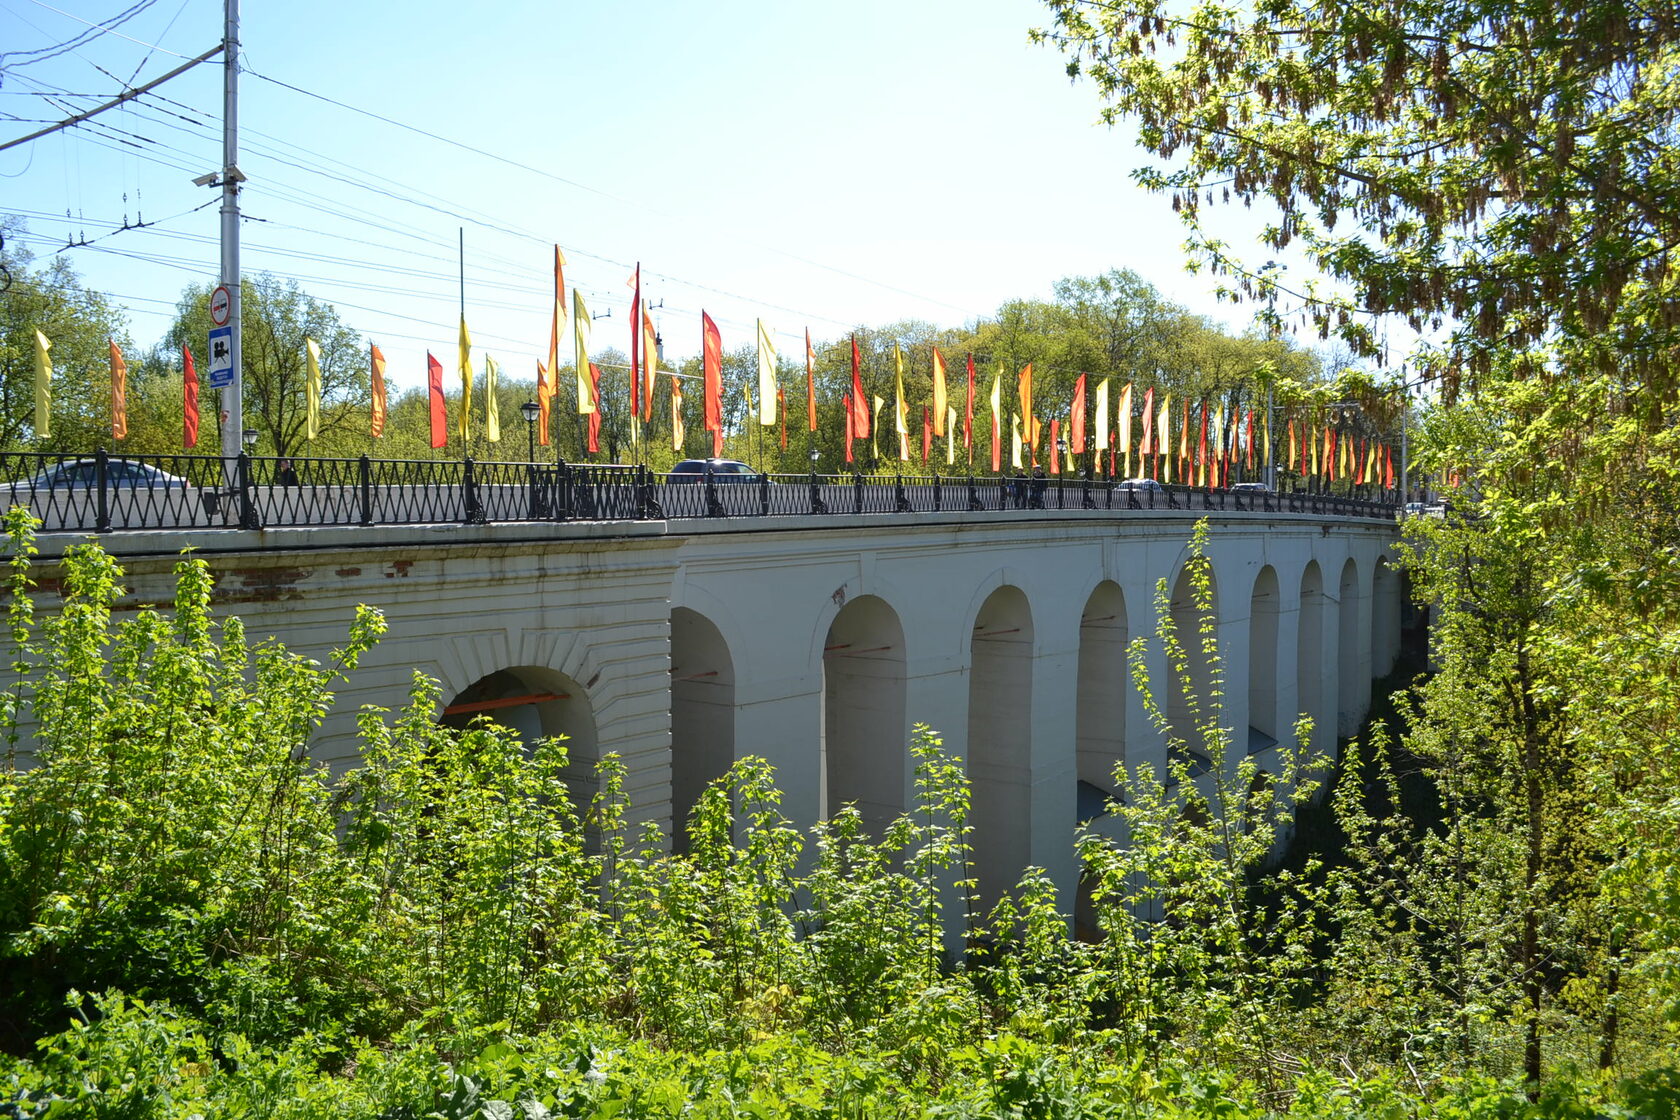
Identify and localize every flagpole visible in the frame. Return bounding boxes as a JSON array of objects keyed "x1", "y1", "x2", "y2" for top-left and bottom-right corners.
[{"x1": 458, "y1": 227, "x2": 465, "y2": 458}]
